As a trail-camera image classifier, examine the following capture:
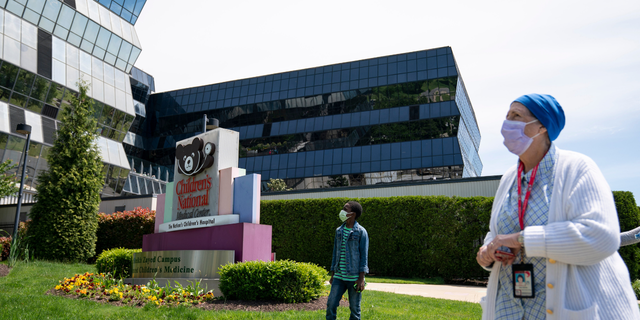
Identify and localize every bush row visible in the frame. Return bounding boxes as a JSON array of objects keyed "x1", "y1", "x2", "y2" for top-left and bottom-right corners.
[
  {"x1": 261, "y1": 196, "x2": 493, "y2": 280},
  {"x1": 261, "y1": 192, "x2": 640, "y2": 280},
  {"x1": 95, "y1": 207, "x2": 155, "y2": 257}
]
